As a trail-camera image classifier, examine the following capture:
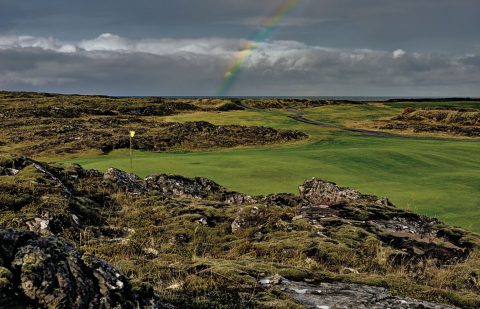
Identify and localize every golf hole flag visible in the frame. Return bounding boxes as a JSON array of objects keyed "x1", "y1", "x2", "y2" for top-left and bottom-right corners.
[{"x1": 130, "y1": 131, "x2": 135, "y2": 138}]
